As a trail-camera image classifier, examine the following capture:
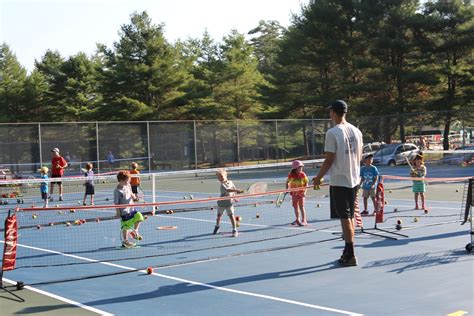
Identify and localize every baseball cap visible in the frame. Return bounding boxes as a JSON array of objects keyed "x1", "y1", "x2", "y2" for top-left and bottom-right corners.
[
  {"x1": 51, "y1": 148, "x2": 60, "y2": 153},
  {"x1": 327, "y1": 100, "x2": 348, "y2": 113}
]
